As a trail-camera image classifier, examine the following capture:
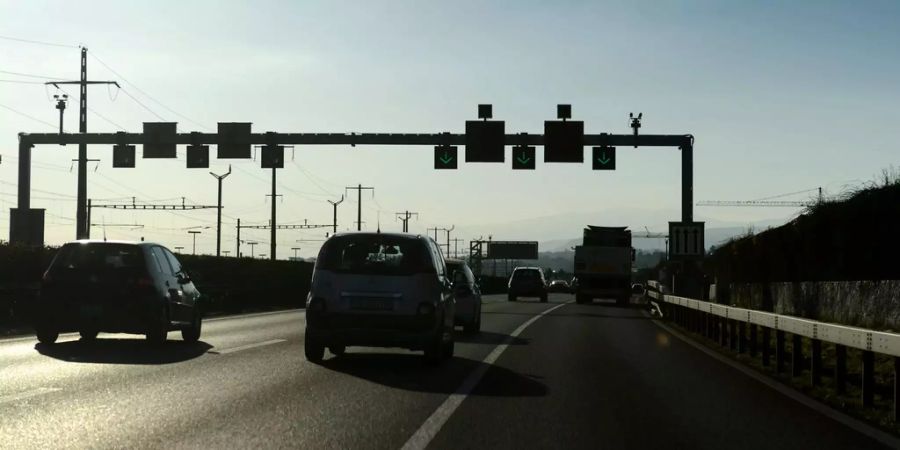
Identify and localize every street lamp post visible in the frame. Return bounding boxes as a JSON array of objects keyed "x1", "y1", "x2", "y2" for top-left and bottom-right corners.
[{"x1": 188, "y1": 230, "x2": 202, "y2": 255}]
